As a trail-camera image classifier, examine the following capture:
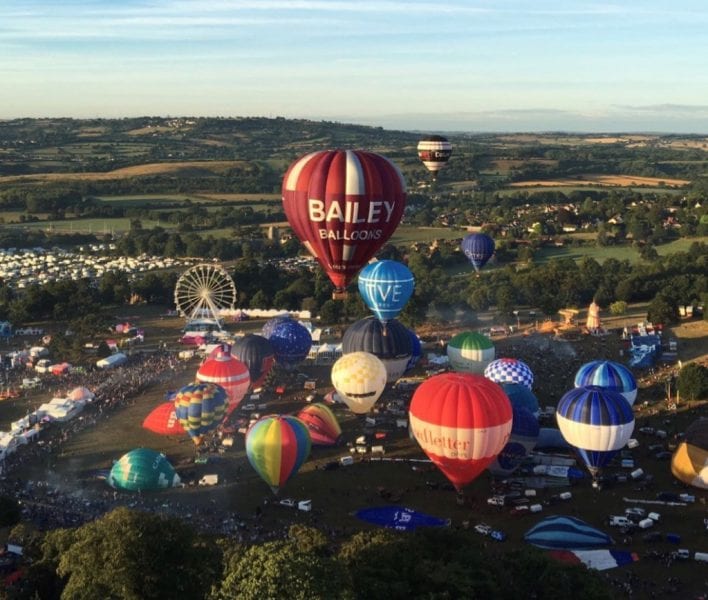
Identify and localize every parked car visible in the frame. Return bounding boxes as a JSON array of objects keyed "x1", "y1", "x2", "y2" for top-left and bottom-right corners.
[
  {"x1": 625, "y1": 507, "x2": 647, "y2": 519},
  {"x1": 279, "y1": 498, "x2": 296, "y2": 508},
  {"x1": 474, "y1": 523, "x2": 492, "y2": 536},
  {"x1": 609, "y1": 516, "x2": 634, "y2": 528},
  {"x1": 654, "y1": 451, "x2": 672, "y2": 461}
]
